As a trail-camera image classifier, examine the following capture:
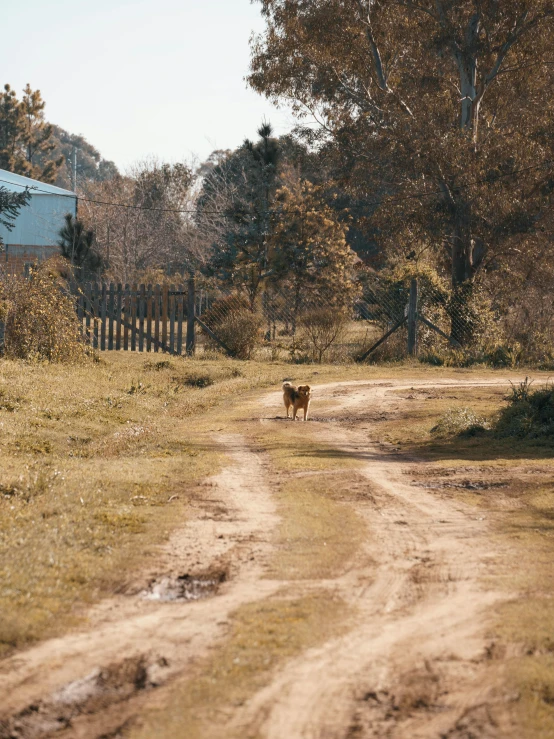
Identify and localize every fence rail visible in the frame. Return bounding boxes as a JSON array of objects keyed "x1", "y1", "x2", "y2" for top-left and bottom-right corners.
[
  {"x1": 68, "y1": 274, "x2": 464, "y2": 361},
  {"x1": 72, "y1": 282, "x2": 190, "y2": 355}
]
